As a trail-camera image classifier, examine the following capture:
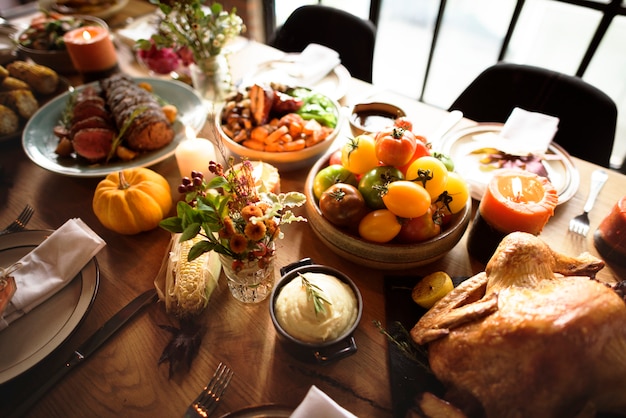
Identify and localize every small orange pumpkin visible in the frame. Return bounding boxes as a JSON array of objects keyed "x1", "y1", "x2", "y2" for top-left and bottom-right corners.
[{"x1": 93, "y1": 167, "x2": 172, "y2": 235}]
